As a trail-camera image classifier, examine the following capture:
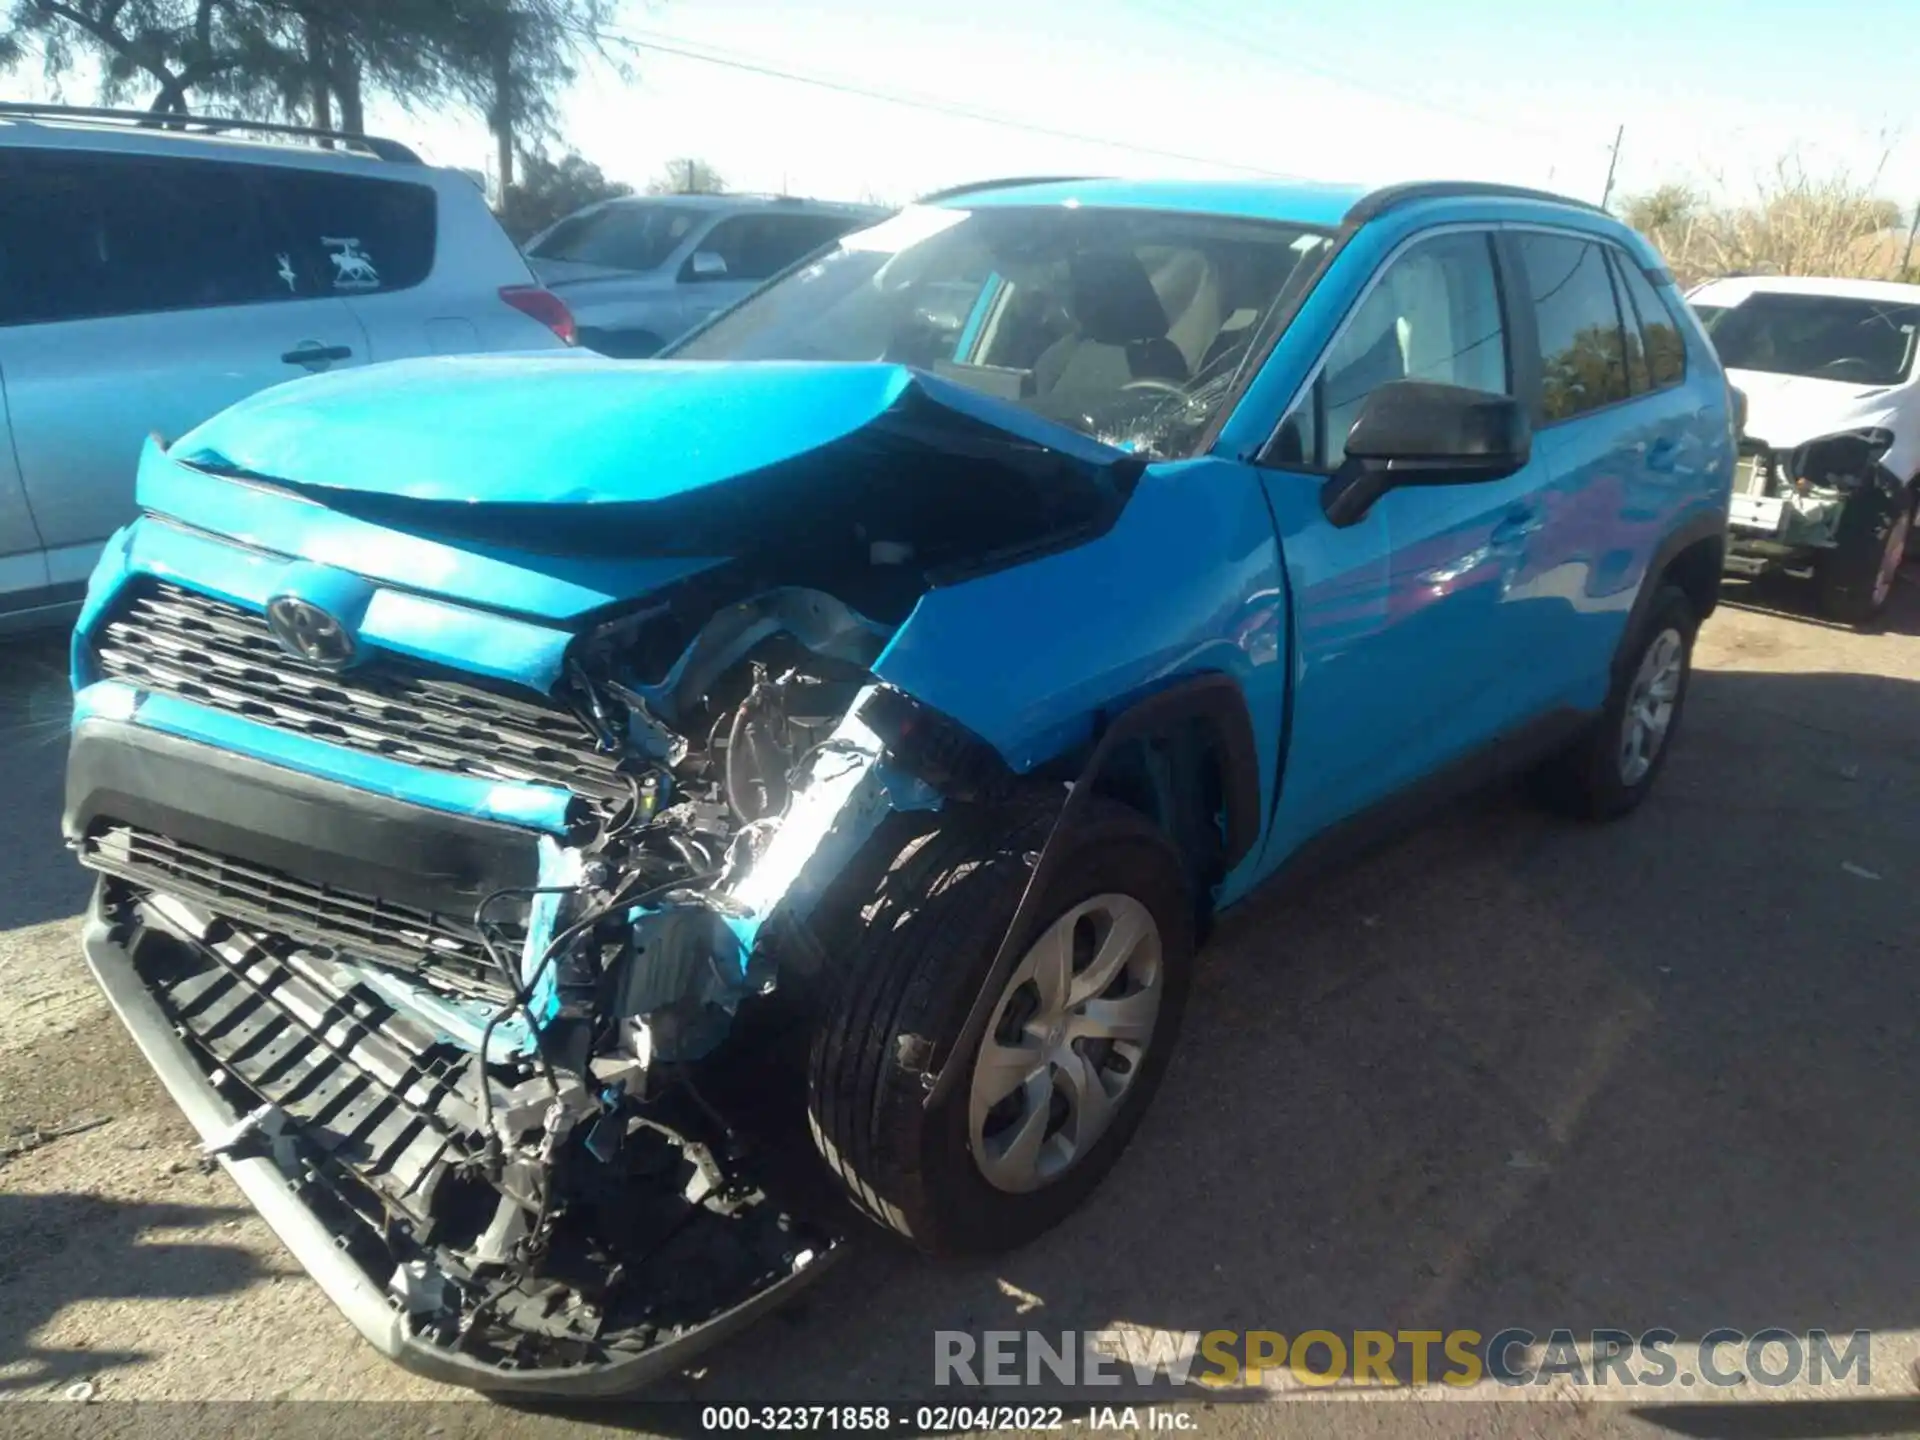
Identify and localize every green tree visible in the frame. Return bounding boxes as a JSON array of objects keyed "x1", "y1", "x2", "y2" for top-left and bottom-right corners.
[
  {"x1": 0, "y1": 0, "x2": 620, "y2": 170},
  {"x1": 498, "y1": 146, "x2": 629, "y2": 243},
  {"x1": 645, "y1": 156, "x2": 726, "y2": 196}
]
